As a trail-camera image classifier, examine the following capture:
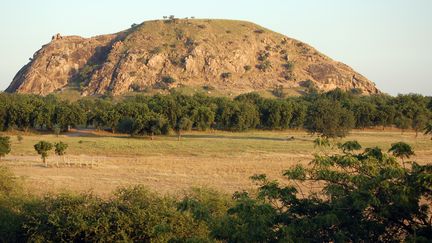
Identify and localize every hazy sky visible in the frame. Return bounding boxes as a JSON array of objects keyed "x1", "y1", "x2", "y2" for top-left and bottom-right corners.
[{"x1": 0, "y1": 0, "x2": 431, "y2": 95}]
